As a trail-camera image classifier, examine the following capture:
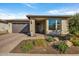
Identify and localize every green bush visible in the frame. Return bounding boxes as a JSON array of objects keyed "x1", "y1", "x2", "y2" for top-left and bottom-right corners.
[
  {"x1": 20, "y1": 40, "x2": 33, "y2": 53},
  {"x1": 20, "y1": 39, "x2": 48, "y2": 53},
  {"x1": 74, "y1": 31, "x2": 79, "y2": 36},
  {"x1": 33, "y1": 39, "x2": 48, "y2": 47},
  {"x1": 71, "y1": 37, "x2": 79, "y2": 46},
  {"x1": 58, "y1": 42, "x2": 69, "y2": 53},
  {"x1": 73, "y1": 40, "x2": 79, "y2": 46},
  {"x1": 69, "y1": 14, "x2": 79, "y2": 35},
  {"x1": 70, "y1": 36, "x2": 79, "y2": 46},
  {"x1": 46, "y1": 36, "x2": 53, "y2": 42}
]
